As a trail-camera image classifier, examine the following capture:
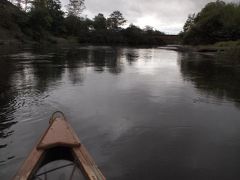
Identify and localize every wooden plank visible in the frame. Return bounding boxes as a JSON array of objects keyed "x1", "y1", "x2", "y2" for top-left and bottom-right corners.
[
  {"x1": 73, "y1": 146, "x2": 106, "y2": 180},
  {"x1": 13, "y1": 147, "x2": 44, "y2": 180},
  {"x1": 66, "y1": 118, "x2": 106, "y2": 180},
  {"x1": 37, "y1": 118, "x2": 80, "y2": 150}
]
